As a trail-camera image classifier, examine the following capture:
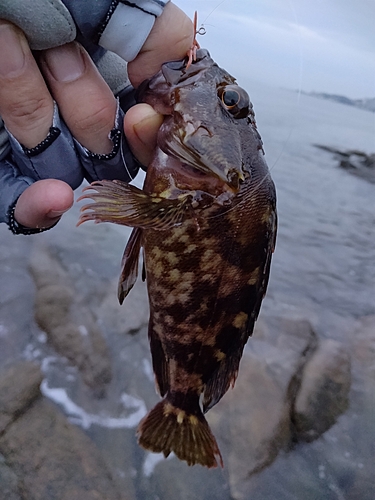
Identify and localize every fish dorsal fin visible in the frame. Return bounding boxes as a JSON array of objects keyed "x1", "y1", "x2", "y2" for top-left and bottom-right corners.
[
  {"x1": 78, "y1": 180, "x2": 191, "y2": 230},
  {"x1": 118, "y1": 227, "x2": 143, "y2": 304}
]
